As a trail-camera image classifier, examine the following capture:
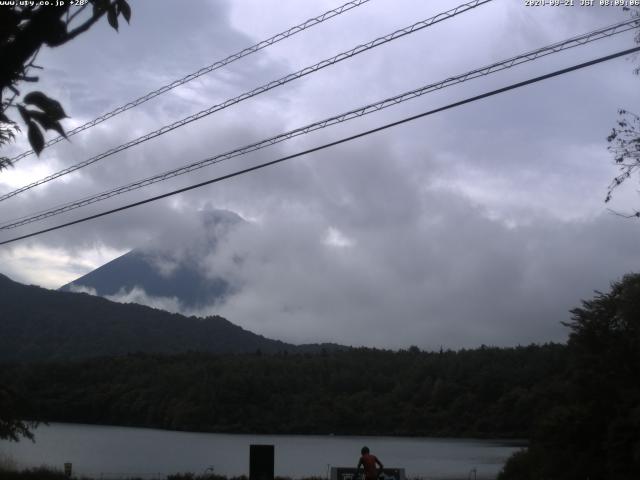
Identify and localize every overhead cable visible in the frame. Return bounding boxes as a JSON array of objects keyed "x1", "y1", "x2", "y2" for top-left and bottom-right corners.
[
  {"x1": 6, "y1": 0, "x2": 372, "y2": 163},
  {"x1": 1, "y1": 18, "x2": 636, "y2": 229},
  {"x1": 0, "y1": 0, "x2": 493, "y2": 203},
  {"x1": 1, "y1": 45, "x2": 639, "y2": 246}
]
